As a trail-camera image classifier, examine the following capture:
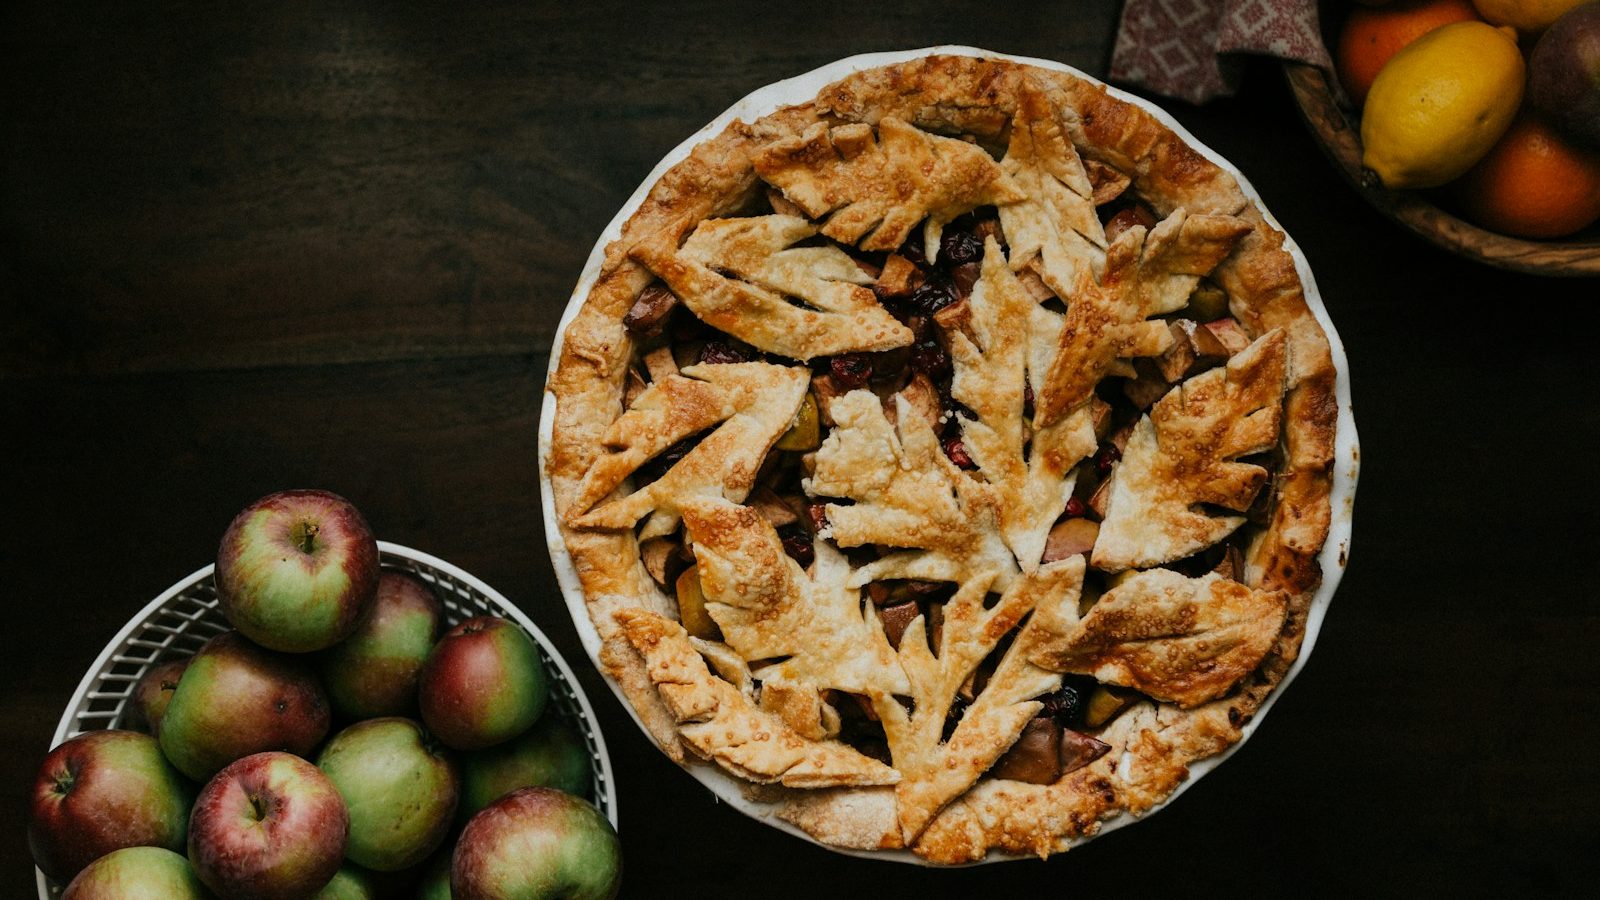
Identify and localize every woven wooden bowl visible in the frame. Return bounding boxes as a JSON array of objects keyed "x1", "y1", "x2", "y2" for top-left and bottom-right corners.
[{"x1": 1285, "y1": 60, "x2": 1600, "y2": 277}]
